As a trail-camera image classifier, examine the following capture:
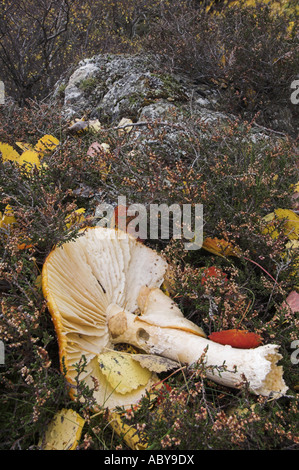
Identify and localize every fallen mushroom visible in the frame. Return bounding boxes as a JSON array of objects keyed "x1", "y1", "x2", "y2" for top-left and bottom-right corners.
[
  {"x1": 42, "y1": 227, "x2": 287, "y2": 409},
  {"x1": 107, "y1": 287, "x2": 287, "y2": 397},
  {"x1": 208, "y1": 329, "x2": 263, "y2": 349},
  {"x1": 42, "y1": 226, "x2": 172, "y2": 410}
]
